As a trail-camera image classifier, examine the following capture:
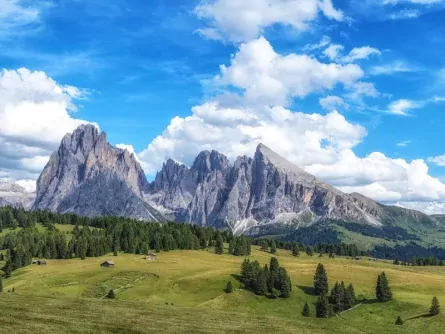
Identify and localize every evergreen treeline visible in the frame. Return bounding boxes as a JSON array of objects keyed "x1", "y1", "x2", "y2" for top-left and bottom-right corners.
[
  {"x1": 394, "y1": 256, "x2": 445, "y2": 266},
  {"x1": 0, "y1": 207, "x2": 240, "y2": 276},
  {"x1": 373, "y1": 244, "x2": 445, "y2": 262},
  {"x1": 253, "y1": 238, "x2": 367, "y2": 257},
  {"x1": 240, "y1": 257, "x2": 292, "y2": 298}
]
